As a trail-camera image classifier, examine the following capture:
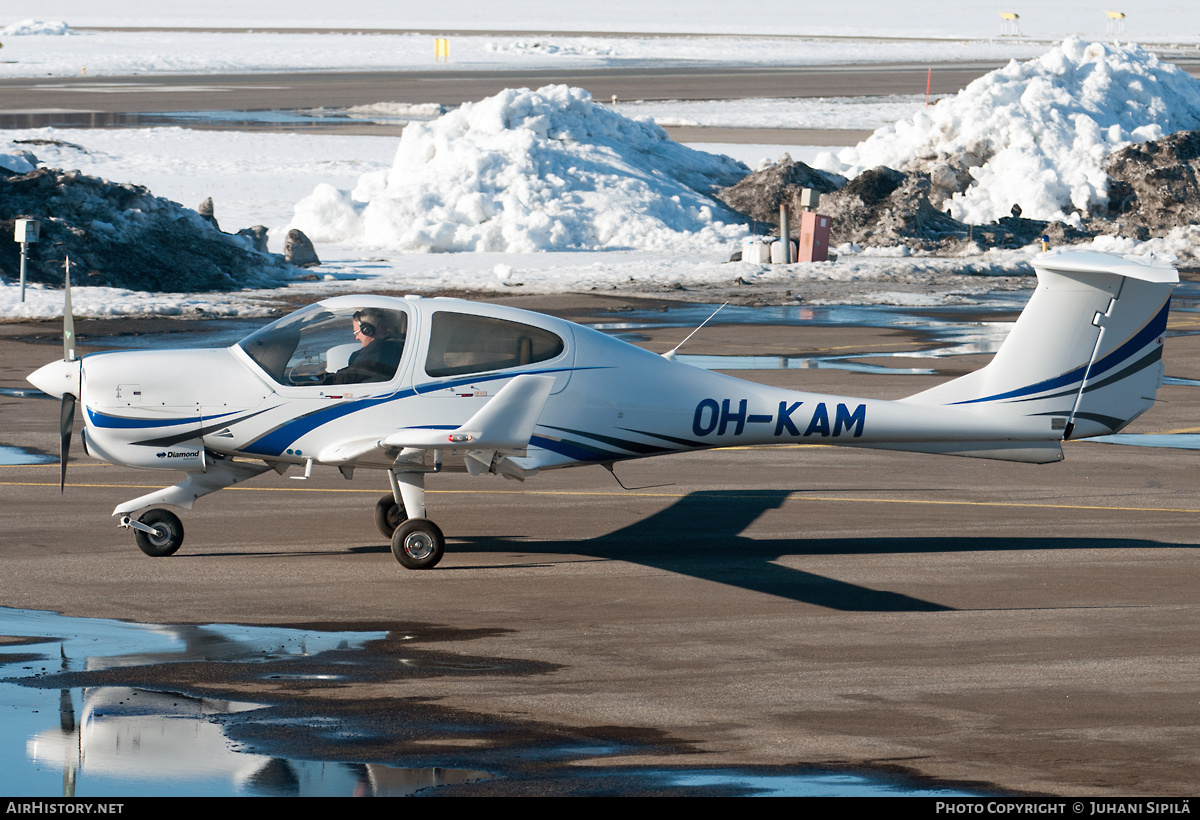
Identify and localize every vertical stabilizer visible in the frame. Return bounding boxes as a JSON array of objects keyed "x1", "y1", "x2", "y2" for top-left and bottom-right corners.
[{"x1": 903, "y1": 251, "x2": 1175, "y2": 438}]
